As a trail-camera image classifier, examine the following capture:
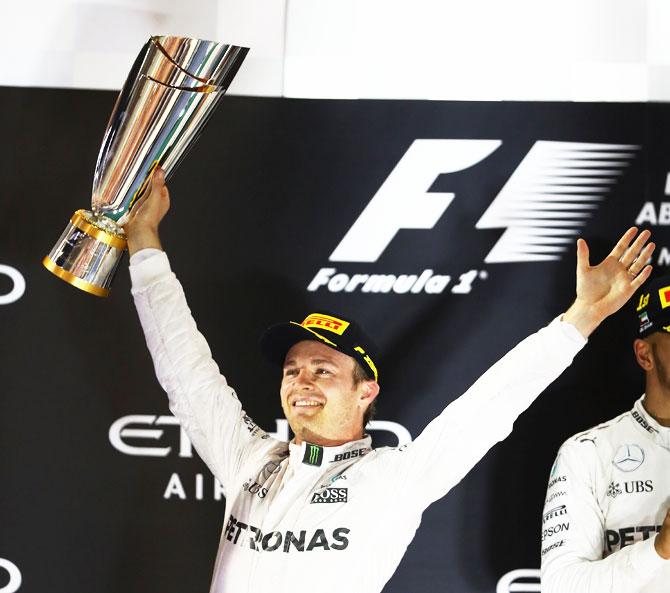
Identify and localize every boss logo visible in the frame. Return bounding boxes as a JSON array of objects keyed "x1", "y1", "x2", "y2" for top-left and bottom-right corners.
[
  {"x1": 311, "y1": 488, "x2": 348, "y2": 504},
  {"x1": 0, "y1": 265, "x2": 25, "y2": 305},
  {"x1": 0, "y1": 558, "x2": 22, "y2": 593}
]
